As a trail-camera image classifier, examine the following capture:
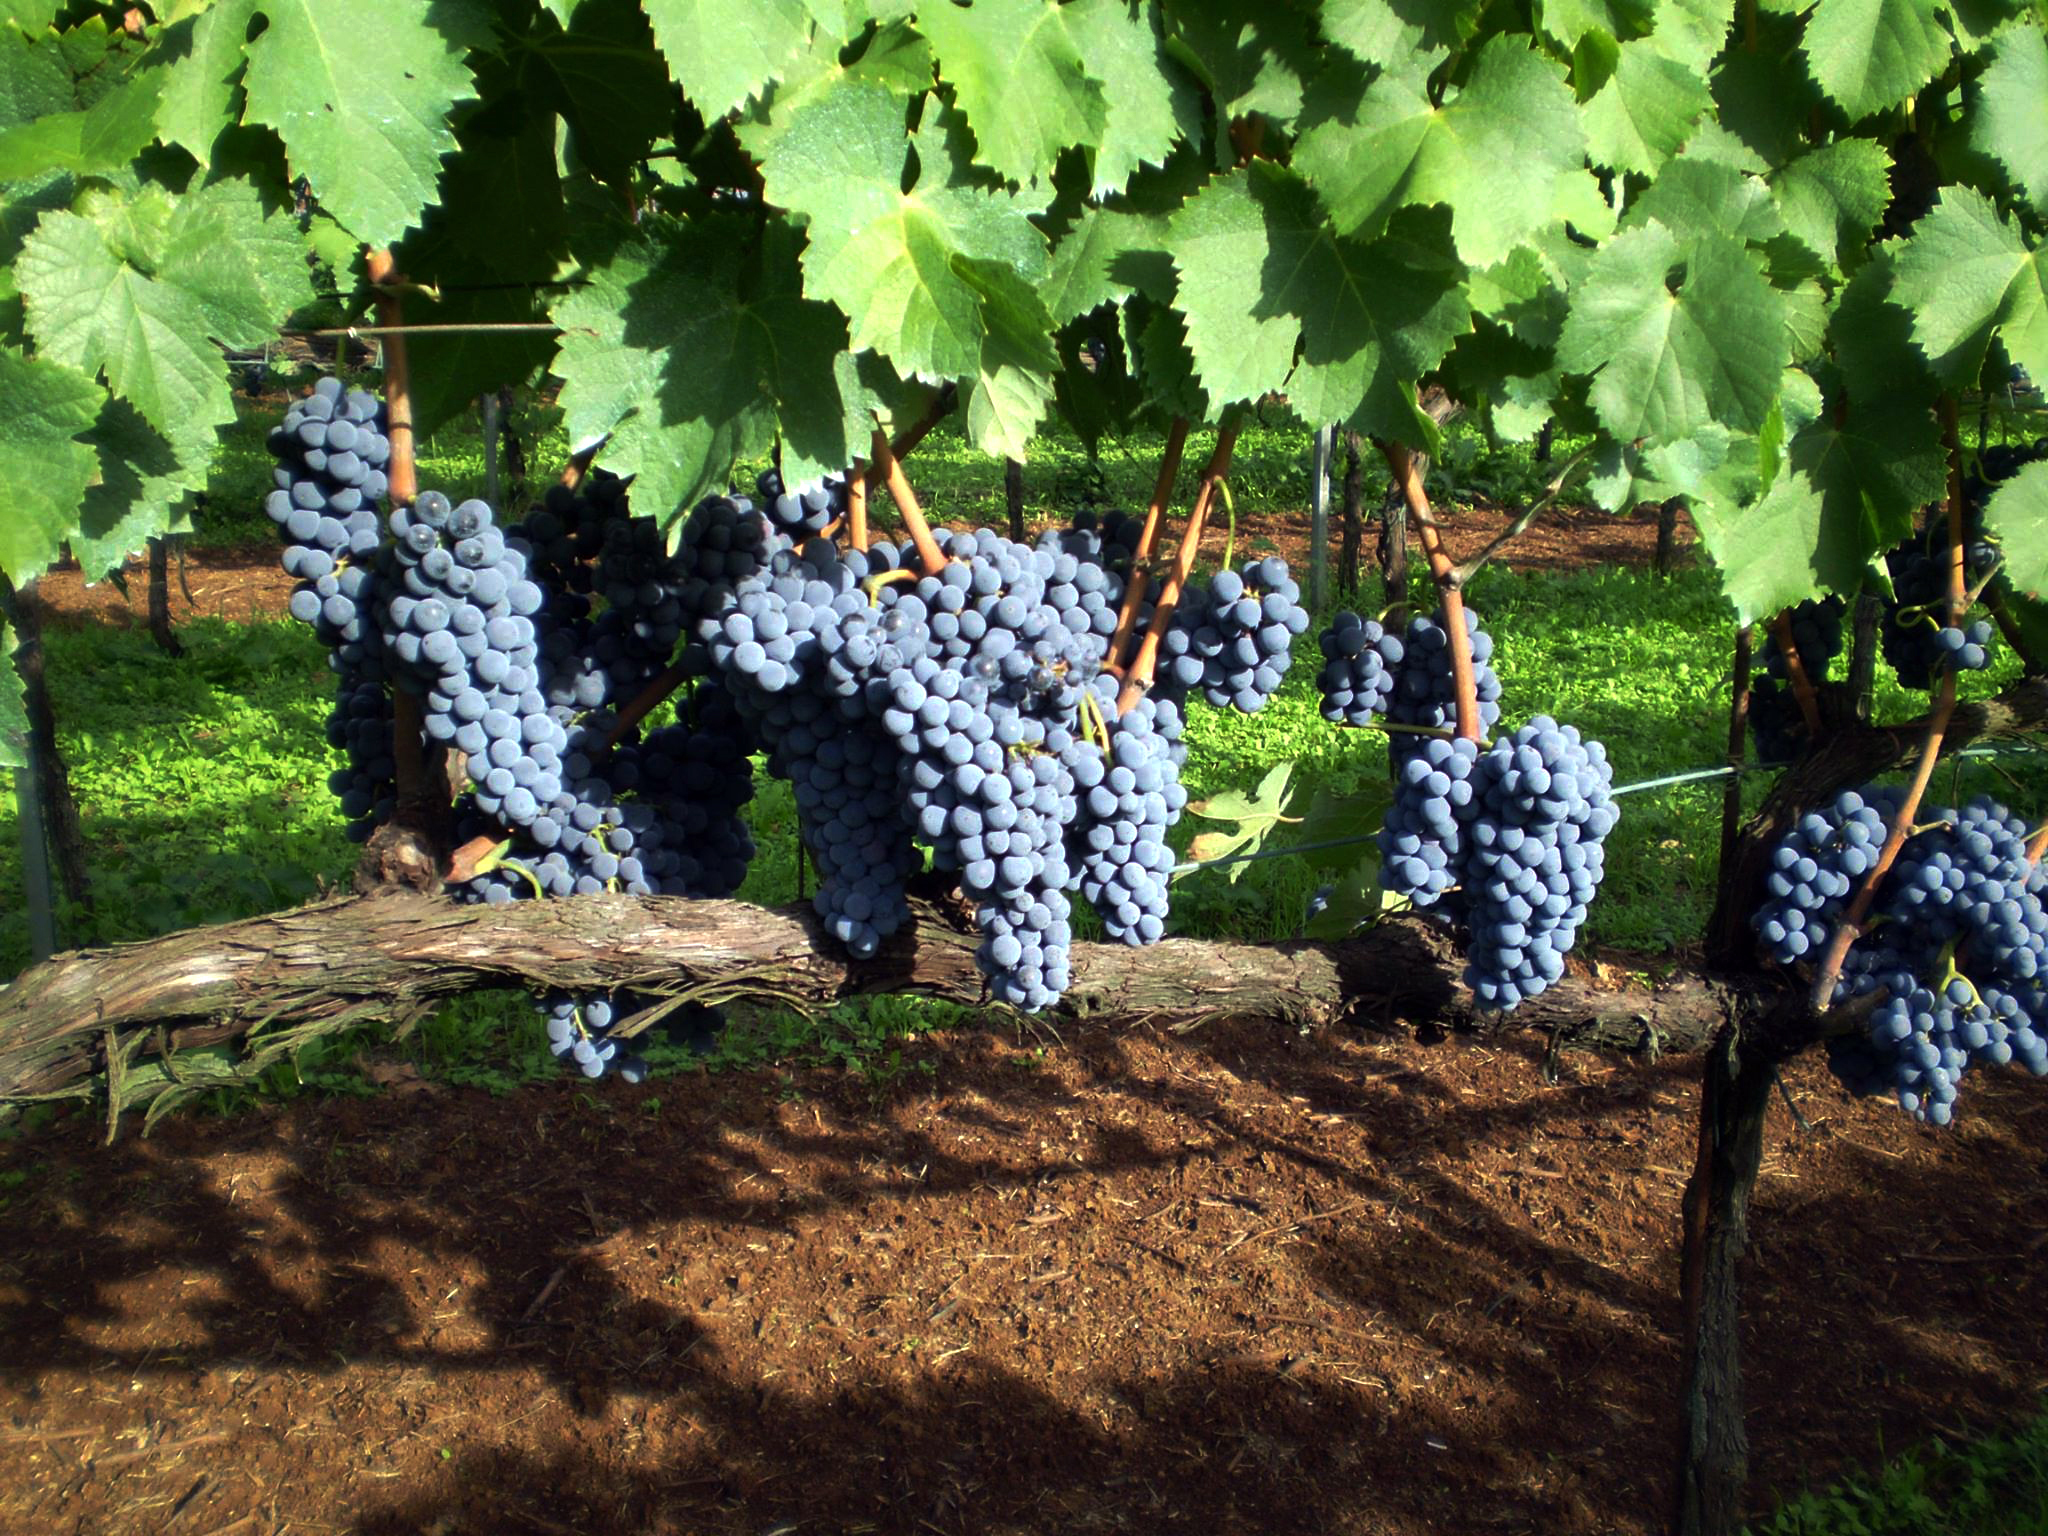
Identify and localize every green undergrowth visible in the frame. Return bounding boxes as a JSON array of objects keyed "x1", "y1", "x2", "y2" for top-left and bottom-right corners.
[
  {"x1": 7, "y1": 521, "x2": 2047, "y2": 1114},
  {"x1": 1750, "y1": 1404, "x2": 2048, "y2": 1536}
]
